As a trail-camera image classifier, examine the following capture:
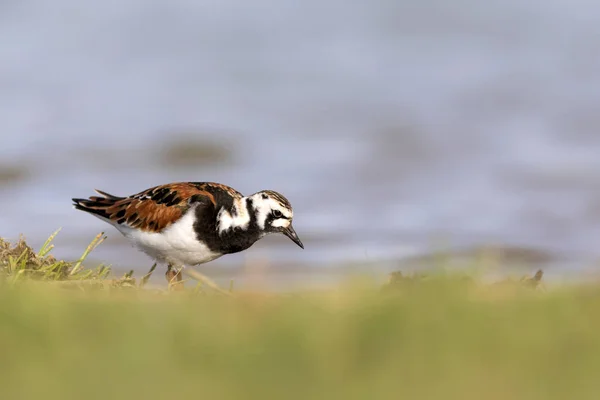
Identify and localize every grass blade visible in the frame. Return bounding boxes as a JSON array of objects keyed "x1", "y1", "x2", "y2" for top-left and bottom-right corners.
[
  {"x1": 70, "y1": 232, "x2": 106, "y2": 276},
  {"x1": 140, "y1": 263, "x2": 157, "y2": 288},
  {"x1": 184, "y1": 268, "x2": 234, "y2": 297},
  {"x1": 37, "y1": 228, "x2": 61, "y2": 258}
]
